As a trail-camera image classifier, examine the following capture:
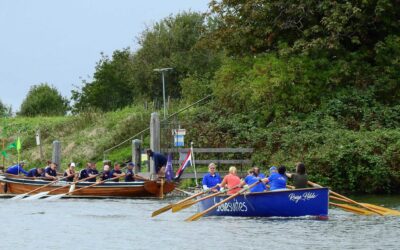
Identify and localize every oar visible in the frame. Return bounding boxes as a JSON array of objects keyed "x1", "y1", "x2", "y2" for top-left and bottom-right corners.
[
  {"x1": 43, "y1": 174, "x2": 126, "y2": 200},
  {"x1": 10, "y1": 174, "x2": 73, "y2": 200},
  {"x1": 174, "y1": 188, "x2": 195, "y2": 196},
  {"x1": 308, "y1": 181, "x2": 385, "y2": 216},
  {"x1": 23, "y1": 173, "x2": 99, "y2": 200},
  {"x1": 329, "y1": 202, "x2": 374, "y2": 215},
  {"x1": 151, "y1": 185, "x2": 219, "y2": 217},
  {"x1": 185, "y1": 181, "x2": 261, "y2": 222},
  {"x1": 172, "y1": 184, "x2": 241, "y2": 213}
]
